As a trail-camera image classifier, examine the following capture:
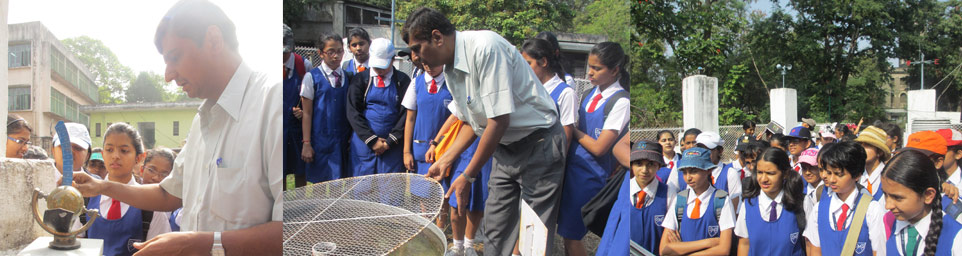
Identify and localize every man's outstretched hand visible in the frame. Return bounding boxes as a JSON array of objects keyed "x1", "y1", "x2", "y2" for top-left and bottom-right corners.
[{"x1": 59, "y1": 171, "x2": 106, "y2": 197}]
